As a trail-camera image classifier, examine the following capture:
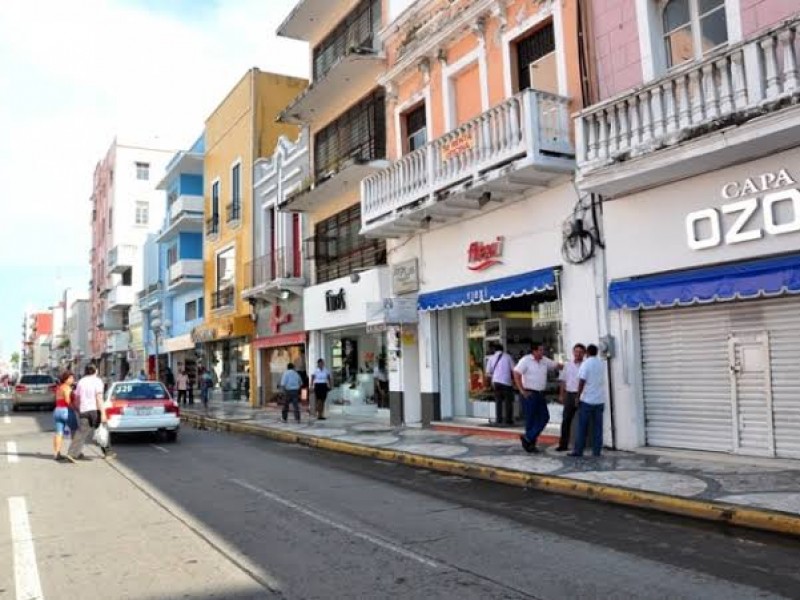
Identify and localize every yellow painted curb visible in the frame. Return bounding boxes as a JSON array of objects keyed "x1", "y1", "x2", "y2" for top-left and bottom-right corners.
[{"x1": 182, "y1": 413, "x2": 800, "y2": 538}]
